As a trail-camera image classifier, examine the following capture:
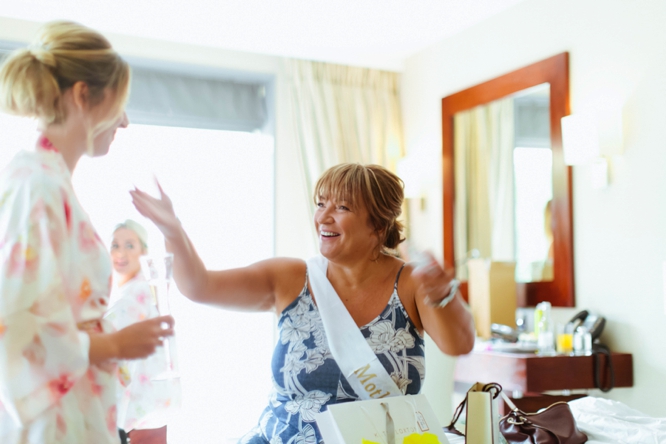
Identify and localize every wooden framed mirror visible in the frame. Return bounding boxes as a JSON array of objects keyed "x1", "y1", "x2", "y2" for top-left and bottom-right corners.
[{"x1": 442, "y1": 52, "x2": 573, "y2": 307}]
